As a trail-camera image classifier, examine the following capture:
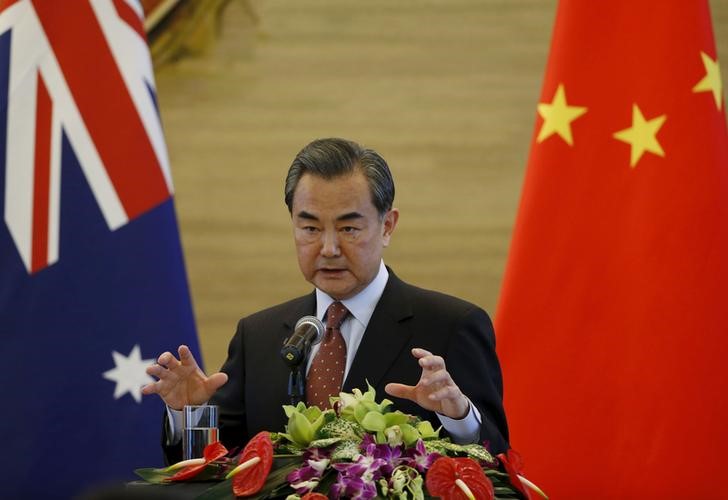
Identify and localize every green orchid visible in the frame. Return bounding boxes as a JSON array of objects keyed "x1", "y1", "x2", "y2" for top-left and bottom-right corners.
[
  {"x1": 280, "y1": 402, "x2": 335, "y2": 448},
  {"x1": 335, "y1": 382, "x2": 394, "y2": 422},
  {"x1": 379, "y1": 465, "x2": 425, "y2": 500},
  {"x1": 383, "y1": 425, "x2": 404, "y2": 446},
  {"x1": 332, "y1": 382, "x2": 442, "y2": 446},
  {"x1": 415, "y1": 419, "x2": 440, "y2": 439}
]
